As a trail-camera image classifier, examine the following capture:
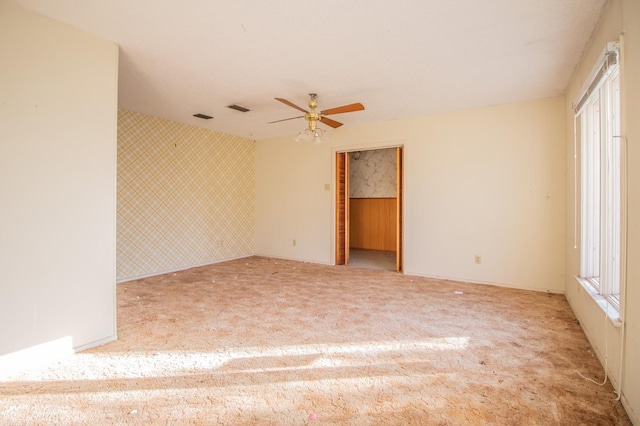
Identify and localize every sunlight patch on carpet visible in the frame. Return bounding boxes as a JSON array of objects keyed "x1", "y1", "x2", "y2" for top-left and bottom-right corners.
[{"x1": 1, "y1": 337, "x2": 469, "y2": 382}]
